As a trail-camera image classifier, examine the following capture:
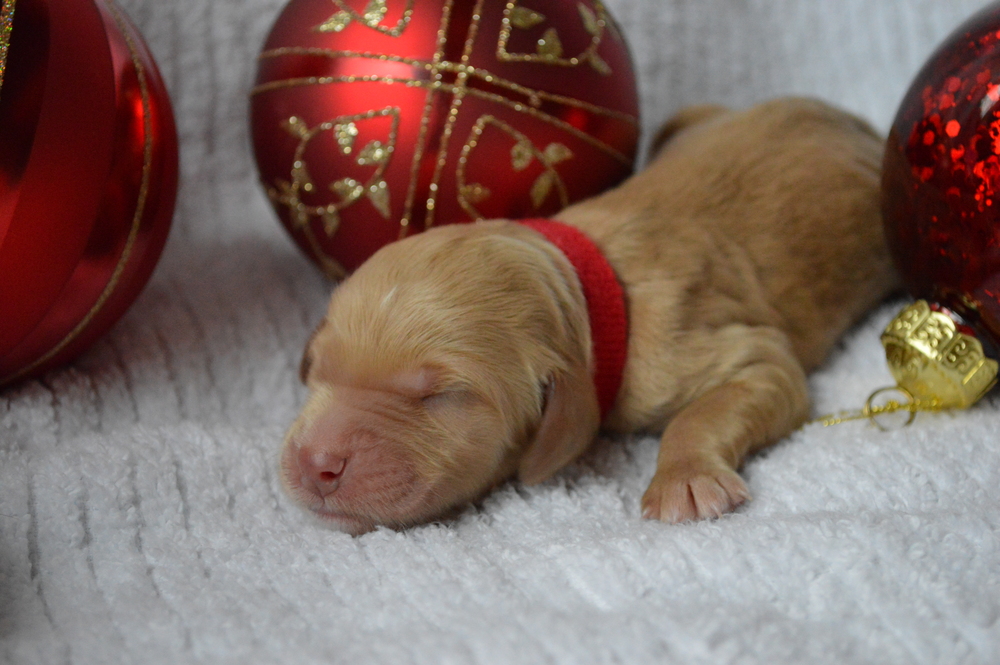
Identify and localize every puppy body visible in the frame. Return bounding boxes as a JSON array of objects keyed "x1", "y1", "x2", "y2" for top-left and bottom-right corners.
[
  {"x1": 284, "y1": 98, "x2": 899, "y2": 533},
  {"x1": 560, "y1": 99, "x2": 899, "y2": 519}
]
